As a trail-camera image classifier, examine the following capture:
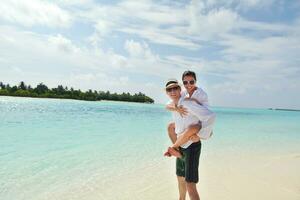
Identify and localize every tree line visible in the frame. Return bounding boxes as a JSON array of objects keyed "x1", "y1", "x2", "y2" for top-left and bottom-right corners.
[{"x1": 0, "y1": 81, "x2": 154, "y2": 103}]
